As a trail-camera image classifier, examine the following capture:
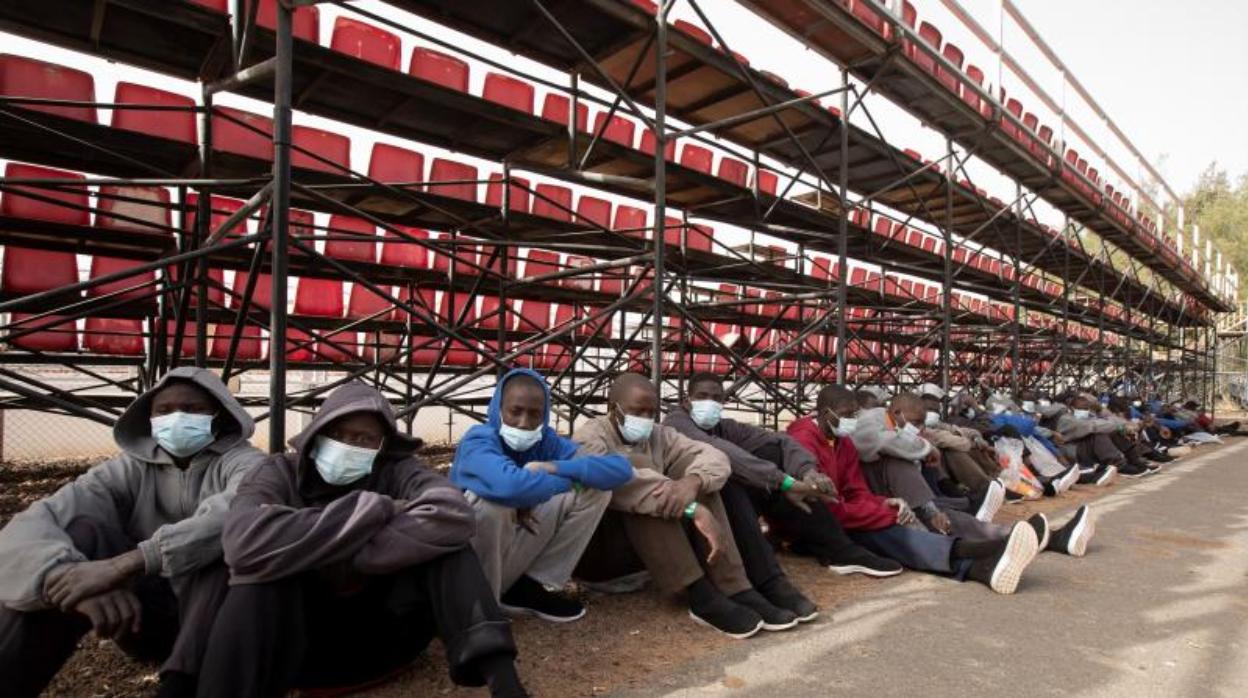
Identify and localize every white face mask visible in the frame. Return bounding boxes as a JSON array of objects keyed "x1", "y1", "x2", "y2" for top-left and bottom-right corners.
[
  {"x1": 1072, "y1": 409, "x2": 1092, "y2": 420},
  {"x1": 1038, "y1": 399, "x2": 1052, "y2": 407},
  {"x1": 689, "y1": 400, "x2": 724, "y2": 430},
  {"x1": 924, "y1": 411, "x2": 940, "y2": 428},
  {"x1": 962, "y1": 408, "x2": 977, "y2": 419},
  {"x1": 834, "y1": 416, "x2": 857, "y2": 437},
  {"x1": 312, "y1": 435, "x2": 378, "y2": 486},
  {"x1": 150, "y1": 411, "x2": 216, "y2": 458},
  {"x1": 499, "y1": 422, "x2": 543, "y2": 452},
  {"x1": 617, "y1": 410, "x2": 654, "y2": 443},
  {"x1": 991, "y1": 404, "x2": 1007, "y2": 415},
  {"x1": 900, "y1": 422, "x2": 921, "y2": 437},
  {"x1": 1021, "y1": 400, "x2": 1036, "y2": 413}
]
